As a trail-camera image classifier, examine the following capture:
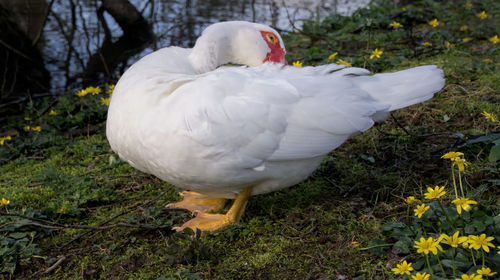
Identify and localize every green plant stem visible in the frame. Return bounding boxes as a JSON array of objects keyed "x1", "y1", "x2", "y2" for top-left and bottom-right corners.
[
  {"x1": 436, "y1": 253, "x2": 447, "y2": 278},
  {"x1": 451, "y1": 247, "x2": 456, "y2": 277},
  {"x1": 470, "y1": 249, "x2": 477, "y2": 266},
  {"x1": 358, "y1": 243, "x2": 393, "y2": 251},
  {"x1": 437, "y1": 200, "x2": 456, "y2": 232},
  {"x1": 451, "y1": 166, "x2": 458, "y2": 199},
  {"x1": 423, "y1": 217, "x2": 439, "y2": 233},
  {"x1": 426, "y1": 254, "x2": 435, "y2": 280},
  {"x1": 458, "y1": 170, "x2": 465, "y2": 197},
  {"x1": 460, "y1": 214, "x2": 466, "y2": 235},
  {"x1": 406, "y1": 204, "x2": 410, "y2": 224},
  {"x1": 482, "y1": 250, "x2": 485, "y2": 267}
]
